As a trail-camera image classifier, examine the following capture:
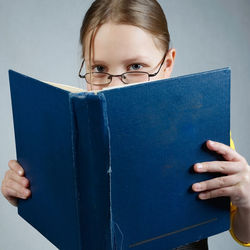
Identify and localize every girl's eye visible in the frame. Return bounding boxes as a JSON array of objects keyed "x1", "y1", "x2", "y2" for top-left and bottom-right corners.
[
  {"x1": 128, "y1": 64, "x2": 143, "y2": 71},
  {"x1": 92, "y1": 65, "x2": 106, "y2": 73}
]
